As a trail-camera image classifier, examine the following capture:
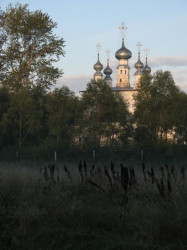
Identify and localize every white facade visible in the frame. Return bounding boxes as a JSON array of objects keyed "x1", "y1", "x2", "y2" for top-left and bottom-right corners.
[
  {"x1": 92, "y1": 23, "x2": 151, "y2": 114},
  {"x1": 116, "y1": 60, "x2": 130, "y2": 88}
]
